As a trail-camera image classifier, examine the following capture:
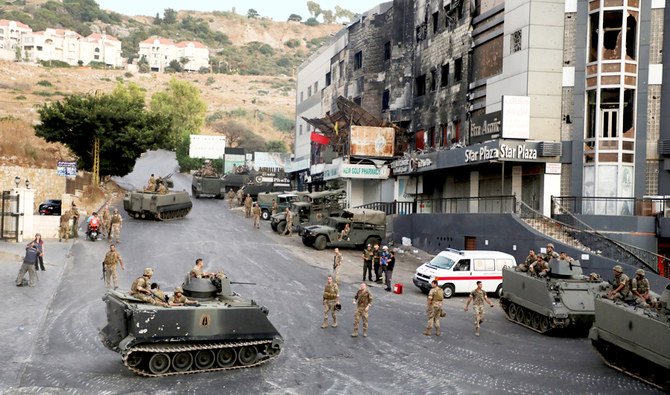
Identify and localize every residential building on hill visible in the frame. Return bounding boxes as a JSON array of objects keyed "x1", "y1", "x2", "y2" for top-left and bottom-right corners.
[
  {"x1": 0, "y1": 19, "x2": 32, "y2": 61},
  {"x1": 138, "y1": 36, "x2": 210, "y2": 72},
  {"x1": 21, "y1": 28, "x2": 123, "y2": 67}
]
